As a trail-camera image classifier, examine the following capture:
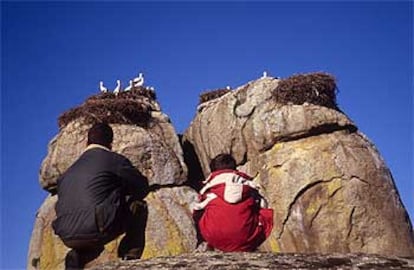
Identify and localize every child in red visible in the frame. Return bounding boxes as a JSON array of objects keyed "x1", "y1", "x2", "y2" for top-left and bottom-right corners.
[{"x1": 193, "y1": 154, "x2": 273, "y2": 252}]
